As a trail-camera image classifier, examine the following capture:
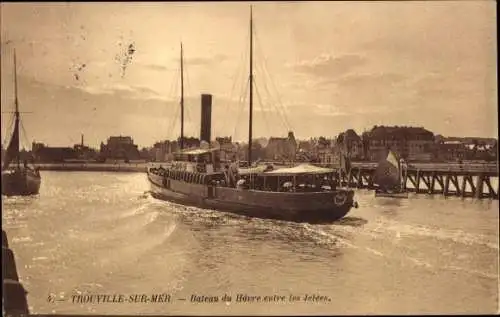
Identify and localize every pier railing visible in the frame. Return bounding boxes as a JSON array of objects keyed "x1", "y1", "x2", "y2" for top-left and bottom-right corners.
[
  {"x1": 350, "y1": 162, "x2": 498, "y2": 174},
  {"x1": 339, "y1": 162, "x2": 499, "y2": 199}
]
